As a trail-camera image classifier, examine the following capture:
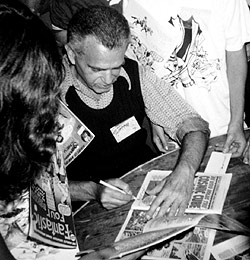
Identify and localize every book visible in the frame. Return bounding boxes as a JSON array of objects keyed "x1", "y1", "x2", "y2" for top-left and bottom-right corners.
[
  {"x1": 58, "y1": 100, "x2": 94, "y2": 167},
  {"x1": 29, "y1": 147, "x2": 77, "y2": 250},
  {"x1": 132, "y1": 170, "x2": 232, "y2": 214}
]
